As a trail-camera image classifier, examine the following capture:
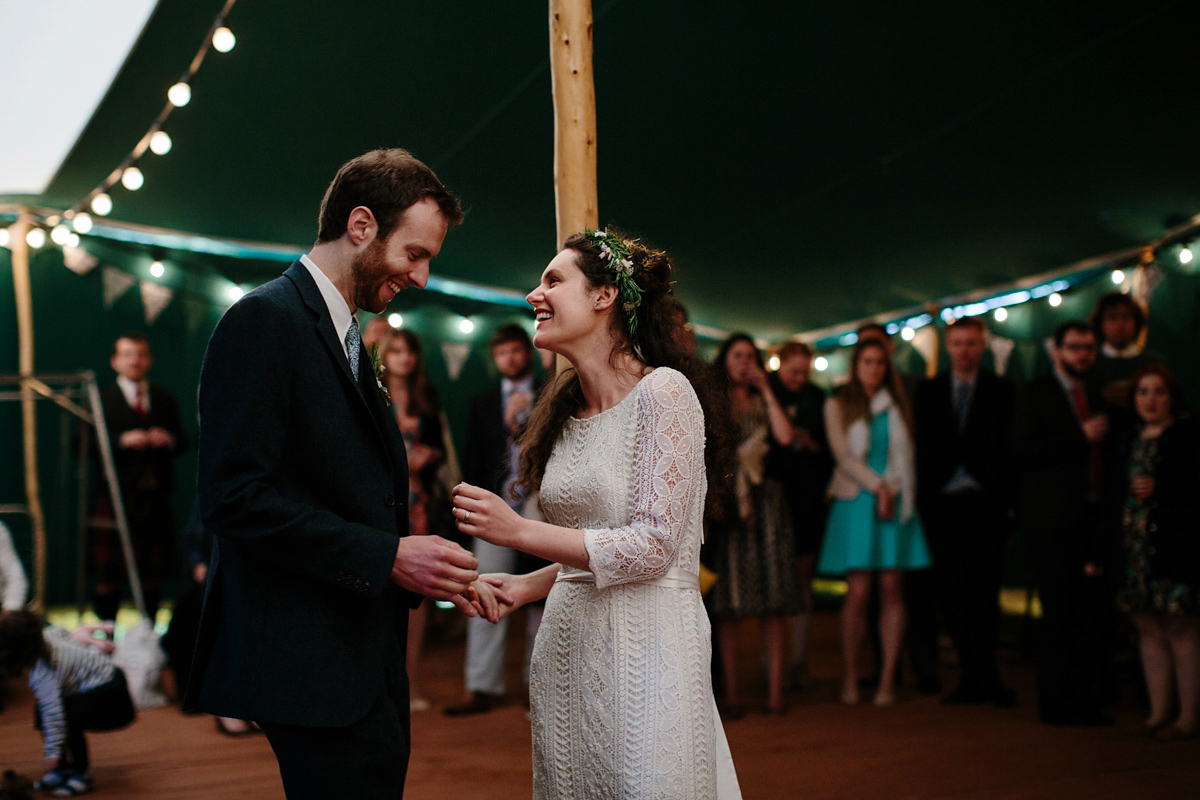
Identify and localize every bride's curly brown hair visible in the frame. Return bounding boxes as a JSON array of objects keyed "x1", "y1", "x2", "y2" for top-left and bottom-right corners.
[{"x1": 516, "y1": 231, "x2": 731, "y2": 519}]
